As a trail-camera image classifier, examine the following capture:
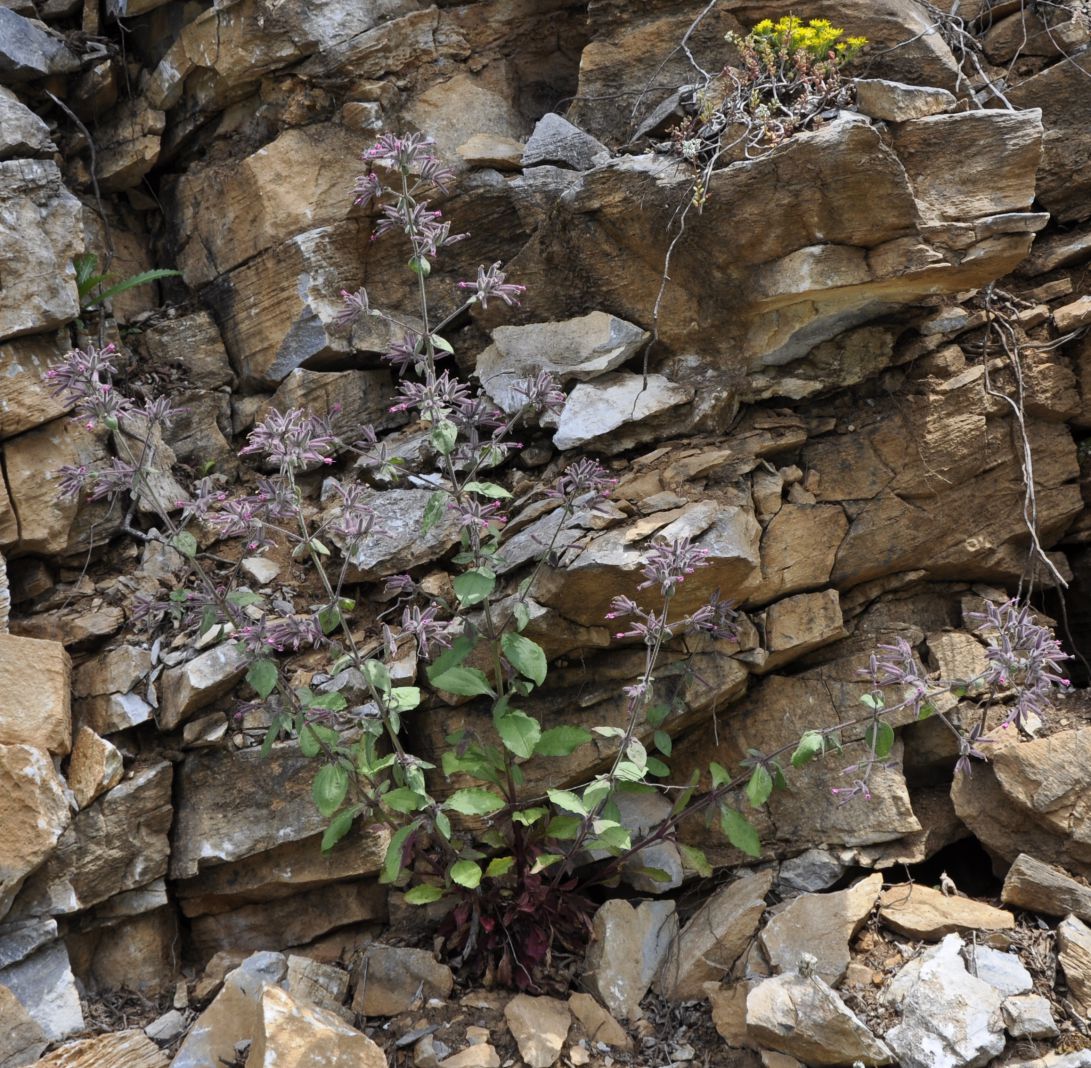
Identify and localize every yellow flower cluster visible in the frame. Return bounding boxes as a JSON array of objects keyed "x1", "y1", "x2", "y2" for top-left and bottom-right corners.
[{"x1": 748, "y1": 16, "x2": 867, "y2": 60}]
